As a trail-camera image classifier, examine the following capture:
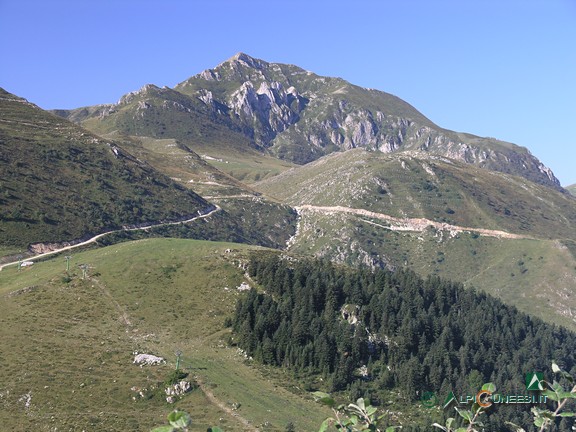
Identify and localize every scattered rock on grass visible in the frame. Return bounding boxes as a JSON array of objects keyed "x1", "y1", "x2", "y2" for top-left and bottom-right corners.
[{"x1": 165, "y1": 380, "x2": 192, "y2": 403}]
